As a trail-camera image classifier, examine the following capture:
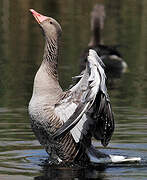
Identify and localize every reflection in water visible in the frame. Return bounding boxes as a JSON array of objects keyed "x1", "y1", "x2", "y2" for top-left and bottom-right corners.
[
  {"x1": 34, "y1": 165, "x2": 107, "y2": 180},
  {"x1": 34, "y1": 160, "x2": 147, "y2": 180},
  {"x1": 0, "y1": 0, "x2": 147, "y2": 179}
]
